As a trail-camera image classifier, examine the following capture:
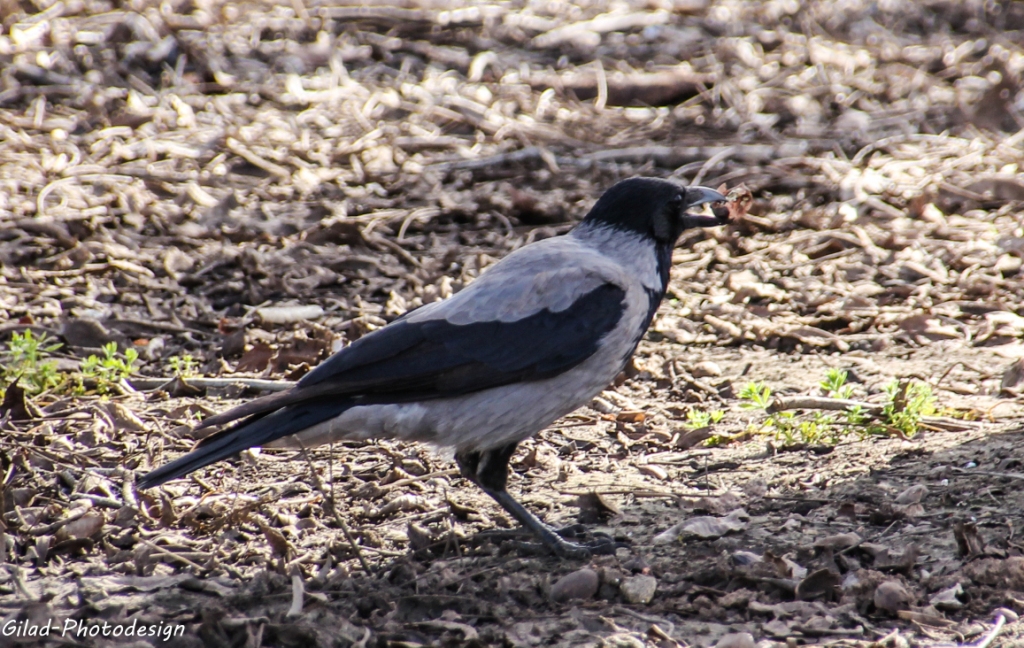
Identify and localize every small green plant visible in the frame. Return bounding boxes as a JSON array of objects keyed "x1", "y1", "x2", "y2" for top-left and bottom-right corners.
[
  {"x1": 820, "y1": 369, "x2": 872, "y2": 427},
  {"x1": 739, "y1": 374, "x2": 940, "y2": 445},
  {"x1": 167, "y1": 354, "x2": 198, "y2": 378},
  {"x1": 1, "y1": 330, "x2": 63, "y2": 396},
  {"x1": 685, "y1": 408, "x2": 724, "y2": 429},
  {"x1": 821, "y1": 368, "x2": 854, "y2": 399},
  {"x1": 880, "y1": 380, "x2": 936, "y2": 437},
  {"x1": 757, "y1": 407, "x2": 837, "y2": 446},
  {"x1": 181, "y1": 407, "x2": 204, "y2": 425},
  {"x1": 80, "y1": 342, "x2": 138, "y2": 394},
  {"x1": 845, "y1": 403, "x2": 871, "y2": 426},
  {"x1": 739, "y1": 381, "x2": 773, "y2": 409},
  {"x1": 739, "y1": 380, "x2": 801, "y2": 443}
]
